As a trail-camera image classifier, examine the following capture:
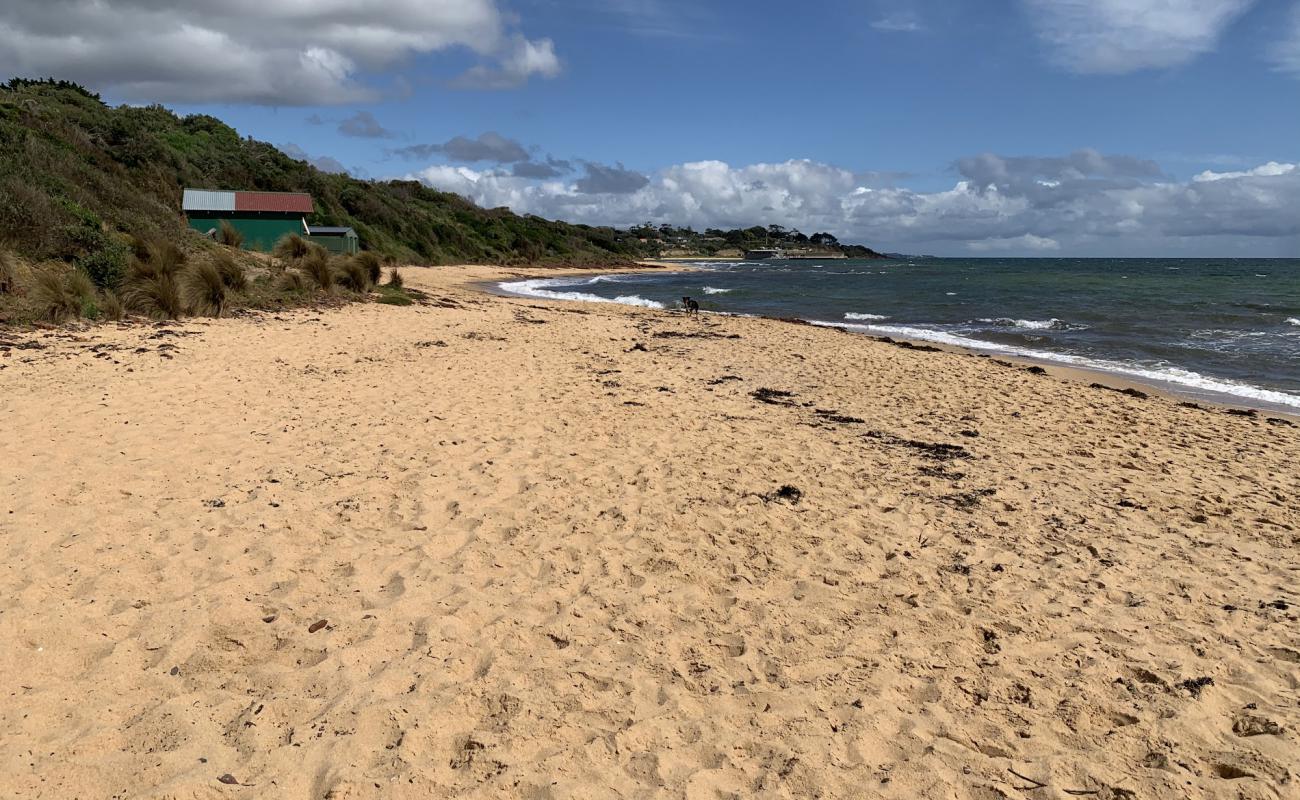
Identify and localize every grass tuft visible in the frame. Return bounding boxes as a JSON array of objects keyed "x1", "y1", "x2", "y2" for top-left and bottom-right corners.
[
  {"x1": 276, "y1": 269, "x2": 308, "y2": 294},
  {"x1": 182, "y1": 260, "x2": 228, "y2": 317},
  {"x1": 336, "y1": 257, "x2": 372, "y2": 292},
  {"x1": 386, "y1": 267, "x2": 403, "y2": 289},
  {"x1": 301, "y1": 249, "x2": 333, "y2": 290},
  {"x1": 356, "y1": 251, "x2": 382, "y2": 286},
  {"x1": 100, "y1": 290, "x2": 124, "y2": 321},
  {"x1": 212, "y1": 250, "x2": 248, "y2": 292},
  {"x1": 273, "y1": 233, "x2": 312, "y2": 262},
  {"x1": 218, "y1": 220, "x2": 244, "y2": 248},
  {"x1": 122, "y1": 244, "x2": 185, "y2": 319},
  {"x1": 0, "y1": 251, "x2": 16, "y2": 295},
  {"x1": 31, "y1": 269, "x2": 81, "y2": 322}
]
